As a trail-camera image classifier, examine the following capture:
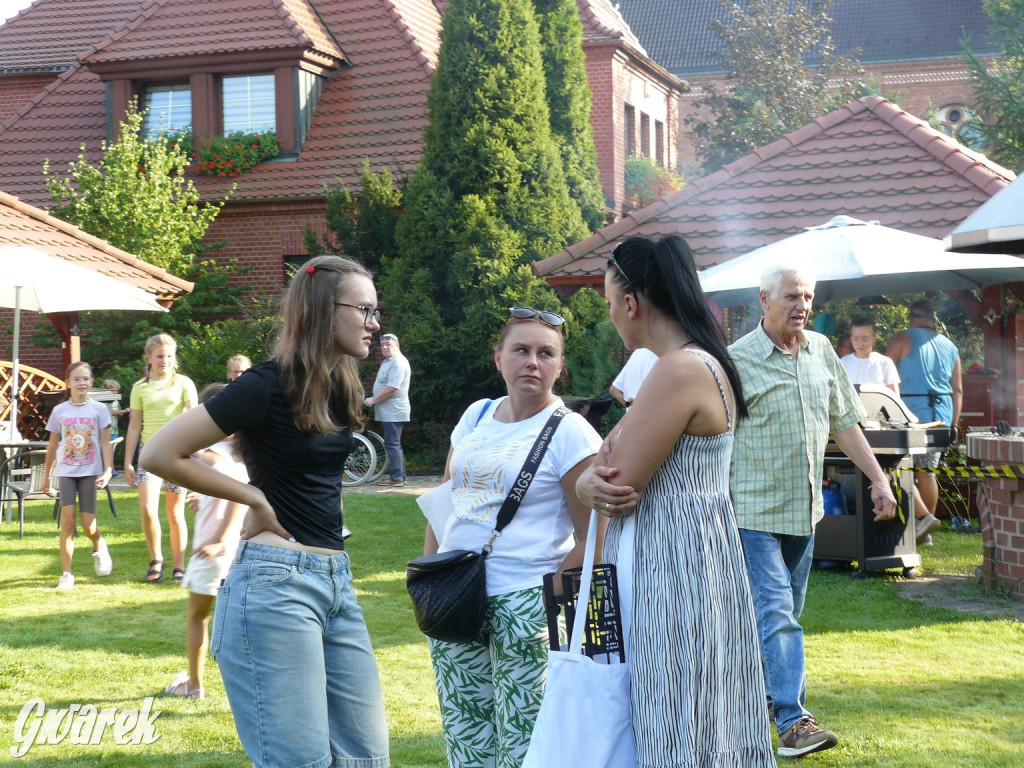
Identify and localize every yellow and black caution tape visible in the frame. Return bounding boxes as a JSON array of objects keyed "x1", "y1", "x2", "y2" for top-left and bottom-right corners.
[{"x1": 905, "y1": 464, "x2": 1024, "y2": 479}]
